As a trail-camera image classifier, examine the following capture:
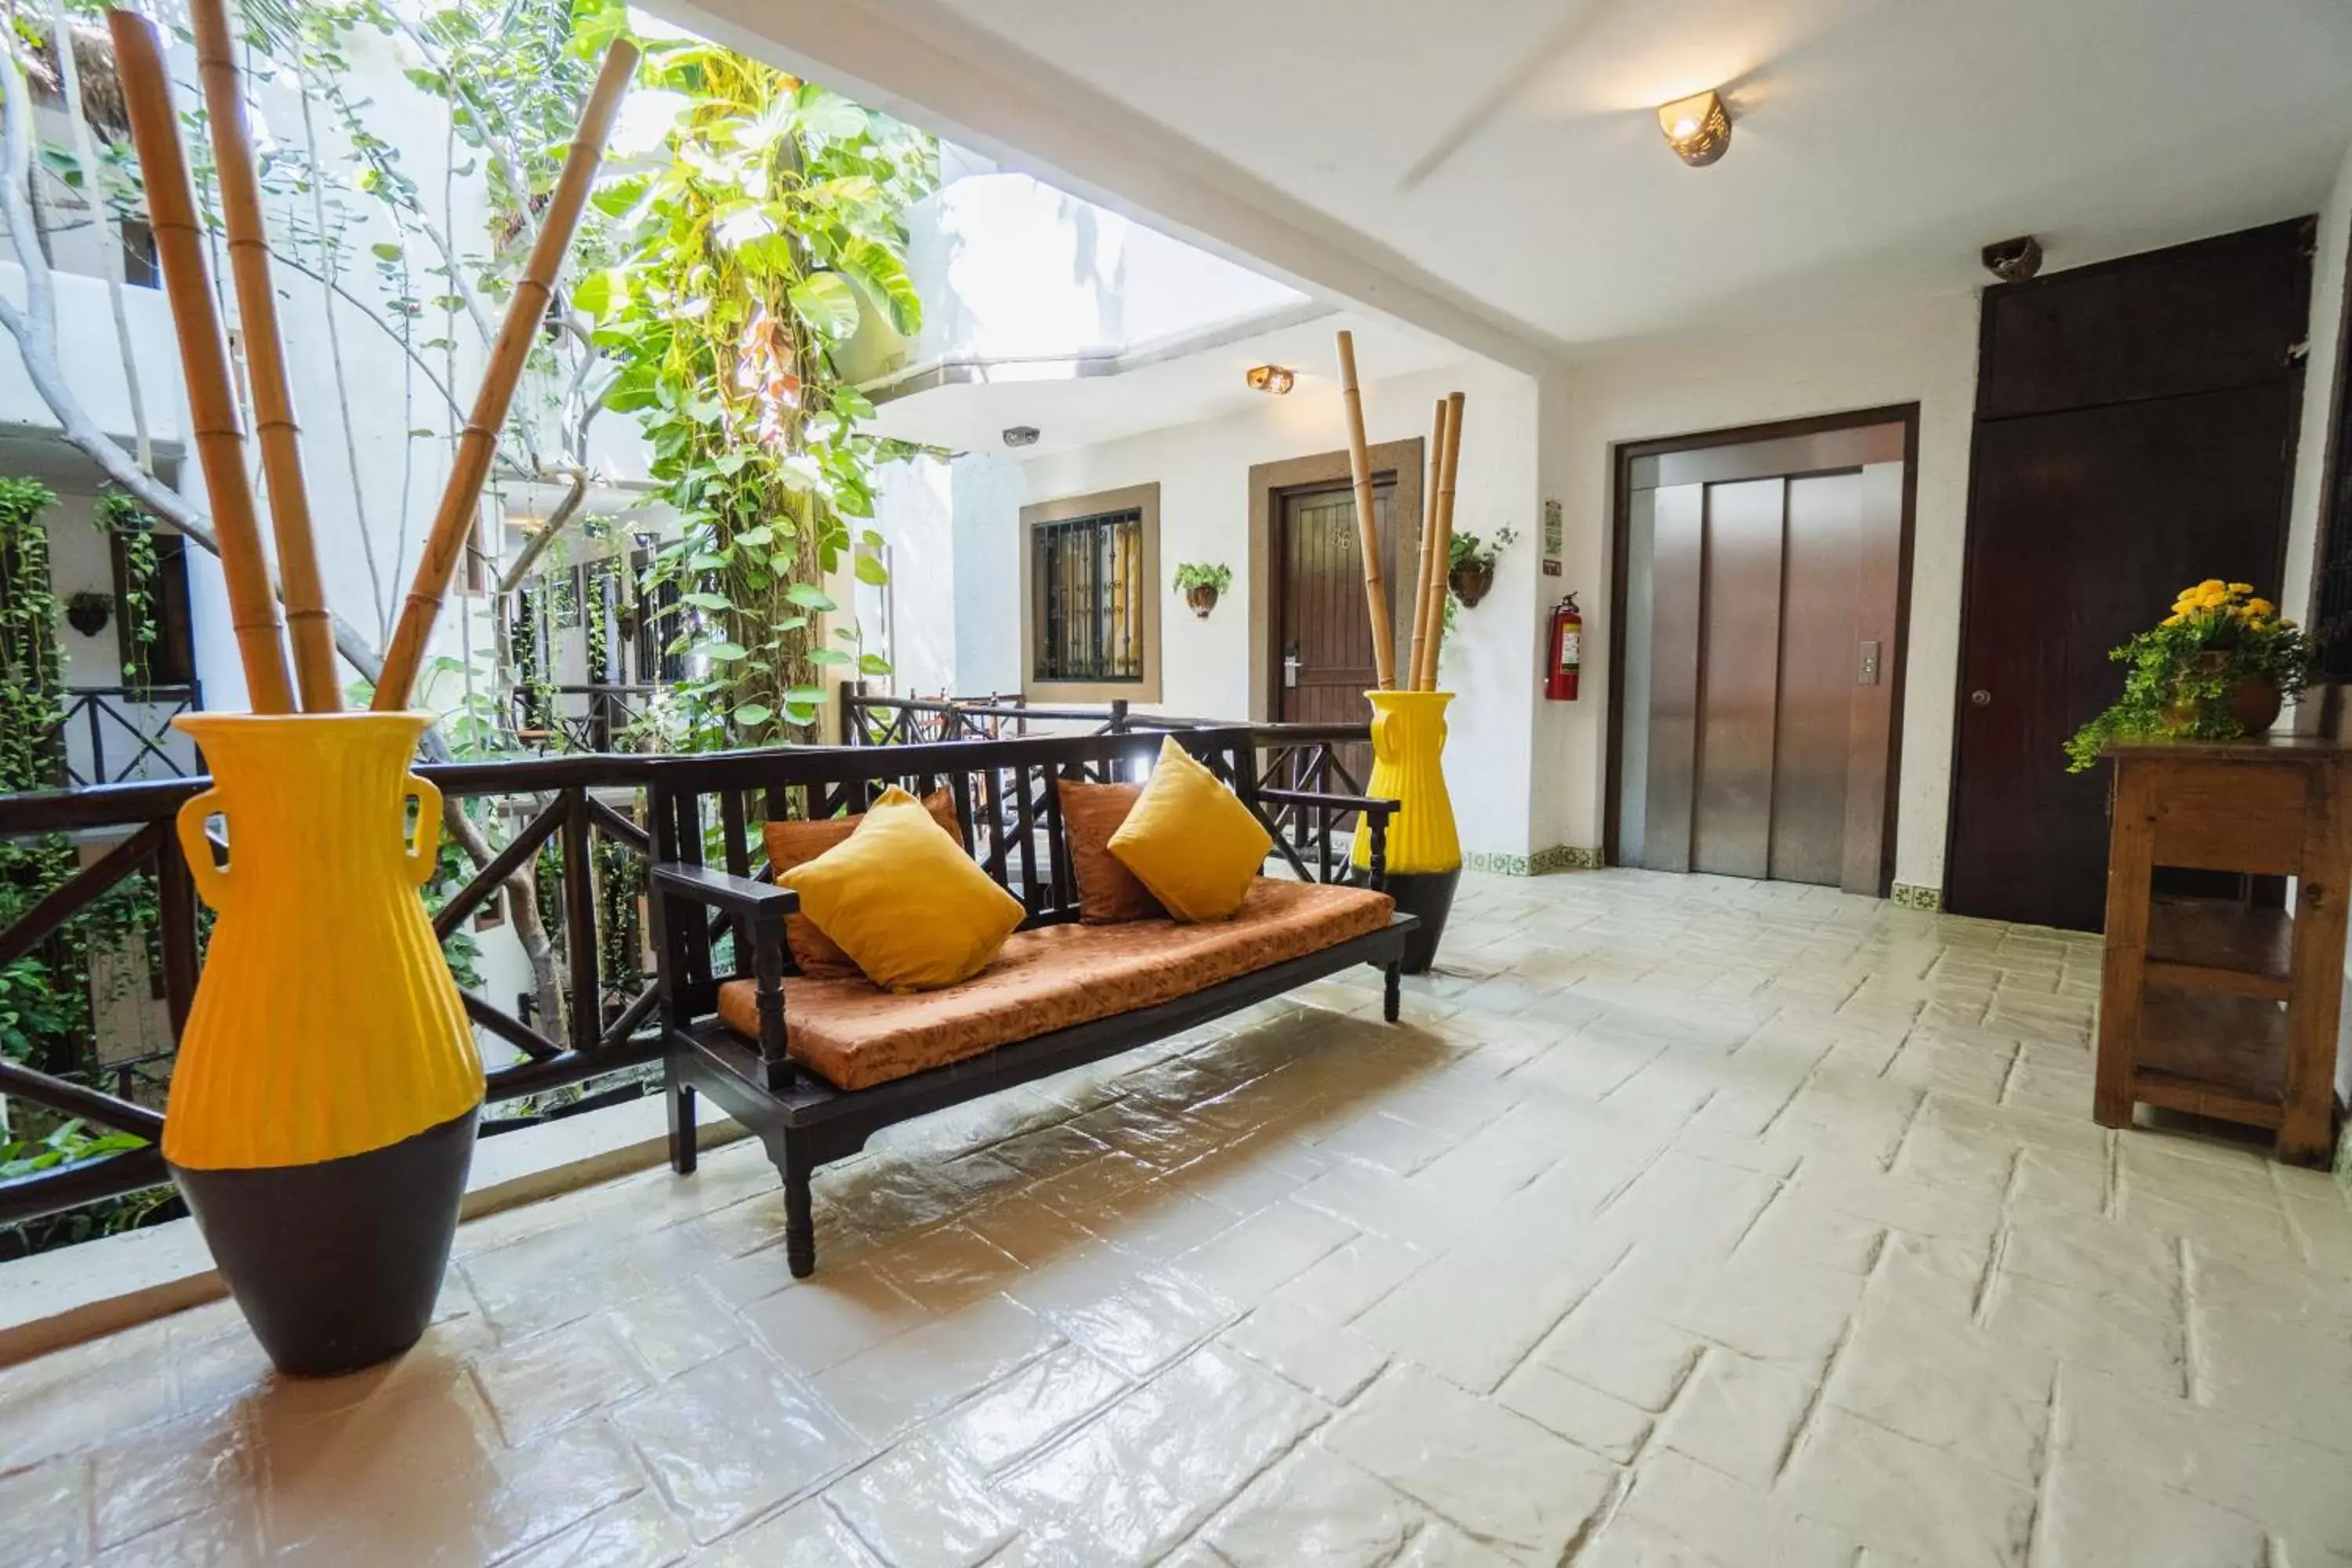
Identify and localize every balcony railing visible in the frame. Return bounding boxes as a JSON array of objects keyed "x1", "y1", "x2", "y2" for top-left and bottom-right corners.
[
  {"x1": 0, "y1": 713, "x2": 1374, "y2": 1240},
  {"x1": 517, "y1": 683, "x2": 663, "y2": 754},
  {"x1": 38, "y1": 684, "x2": 204, "y2": 789}
]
